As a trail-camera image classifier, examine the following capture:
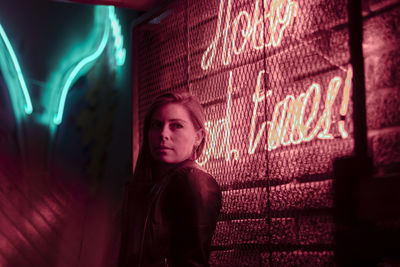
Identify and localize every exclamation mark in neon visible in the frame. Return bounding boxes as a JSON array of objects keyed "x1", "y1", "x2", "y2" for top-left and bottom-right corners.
[{"x1": 338, "y1": 67, "x2": 352, "y2": 138}]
